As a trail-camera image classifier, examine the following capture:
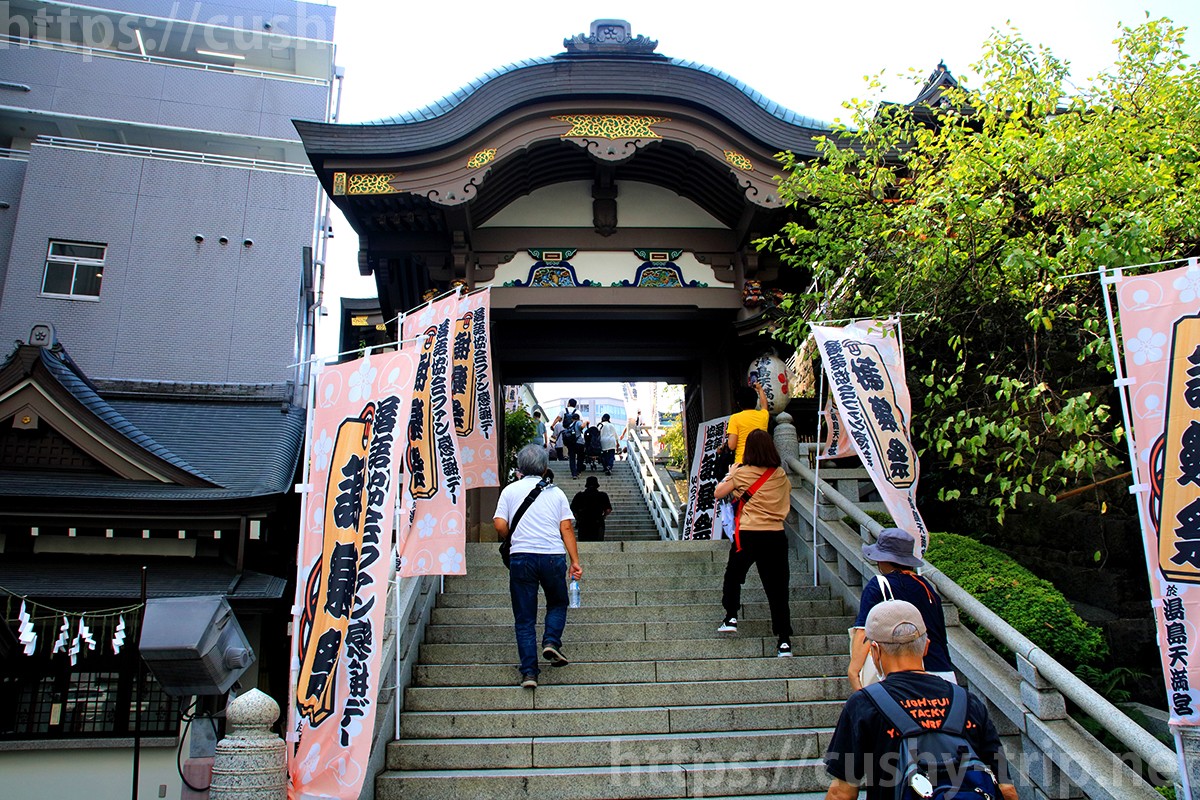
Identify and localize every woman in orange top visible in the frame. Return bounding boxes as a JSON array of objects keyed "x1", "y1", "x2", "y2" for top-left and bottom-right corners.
[{"x1": 713, "y1": 429, "x2": 794, "y2": 657}]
